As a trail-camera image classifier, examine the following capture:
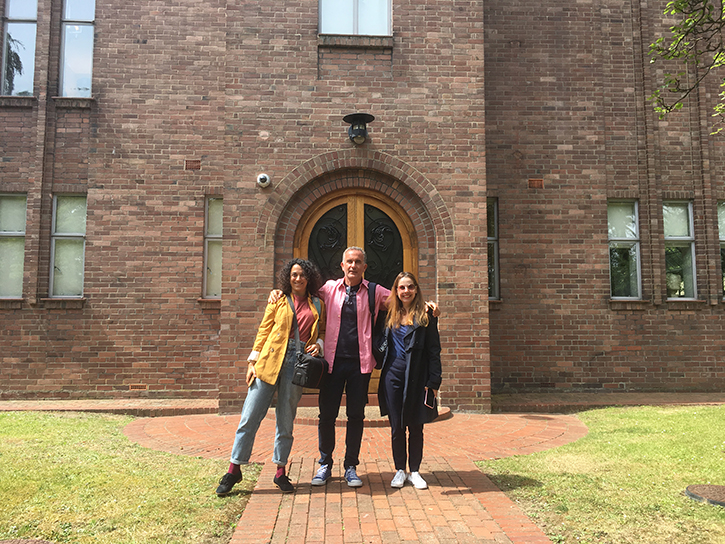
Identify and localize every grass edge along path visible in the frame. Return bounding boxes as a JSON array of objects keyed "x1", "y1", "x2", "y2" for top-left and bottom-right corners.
[
  {"x1": 479, "y1": 404, "x2": 725, "y2": 544},
  {"x1": 0, "y1": 411, "x2": 260, "y2": 544}
]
